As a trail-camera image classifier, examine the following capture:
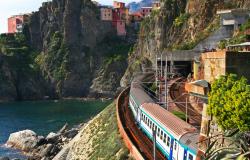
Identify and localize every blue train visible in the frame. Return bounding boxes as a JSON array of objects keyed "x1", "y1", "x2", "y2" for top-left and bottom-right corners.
[{"x1": 129, "y1": 78, "x2": 199, "y2": 160}]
